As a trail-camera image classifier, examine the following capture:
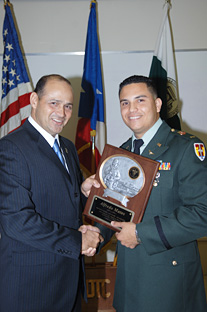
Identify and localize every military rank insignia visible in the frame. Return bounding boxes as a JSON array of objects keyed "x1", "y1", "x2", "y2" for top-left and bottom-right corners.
[{"x1": 194, "y1": 143, "x2": 206, "y2": 161}]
